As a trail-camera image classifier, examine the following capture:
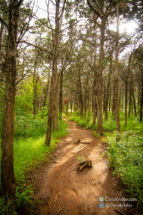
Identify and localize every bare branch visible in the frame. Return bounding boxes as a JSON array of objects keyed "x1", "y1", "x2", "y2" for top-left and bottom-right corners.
[
  {"x1": 15, "y1": 59, "x2": 41, "y2": 85},
  {"x1": 59, "y1": 0, "x2": 66, "y2": 20},
  {"x1": 87, "y1": 0, "x2": 101, "y2": 18},
  {"x1": 0, "y1": 17, "x2": 8, "y2": 28},
  {"x1": 17, "y1": 0, "x2": 23, "y2": 8},
  {"x1": 18, "y1": 40, "x2": 53, "y2": 55},
  {"x1": 58, "y1": 42, "x2": 69, "y2": 76}
]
